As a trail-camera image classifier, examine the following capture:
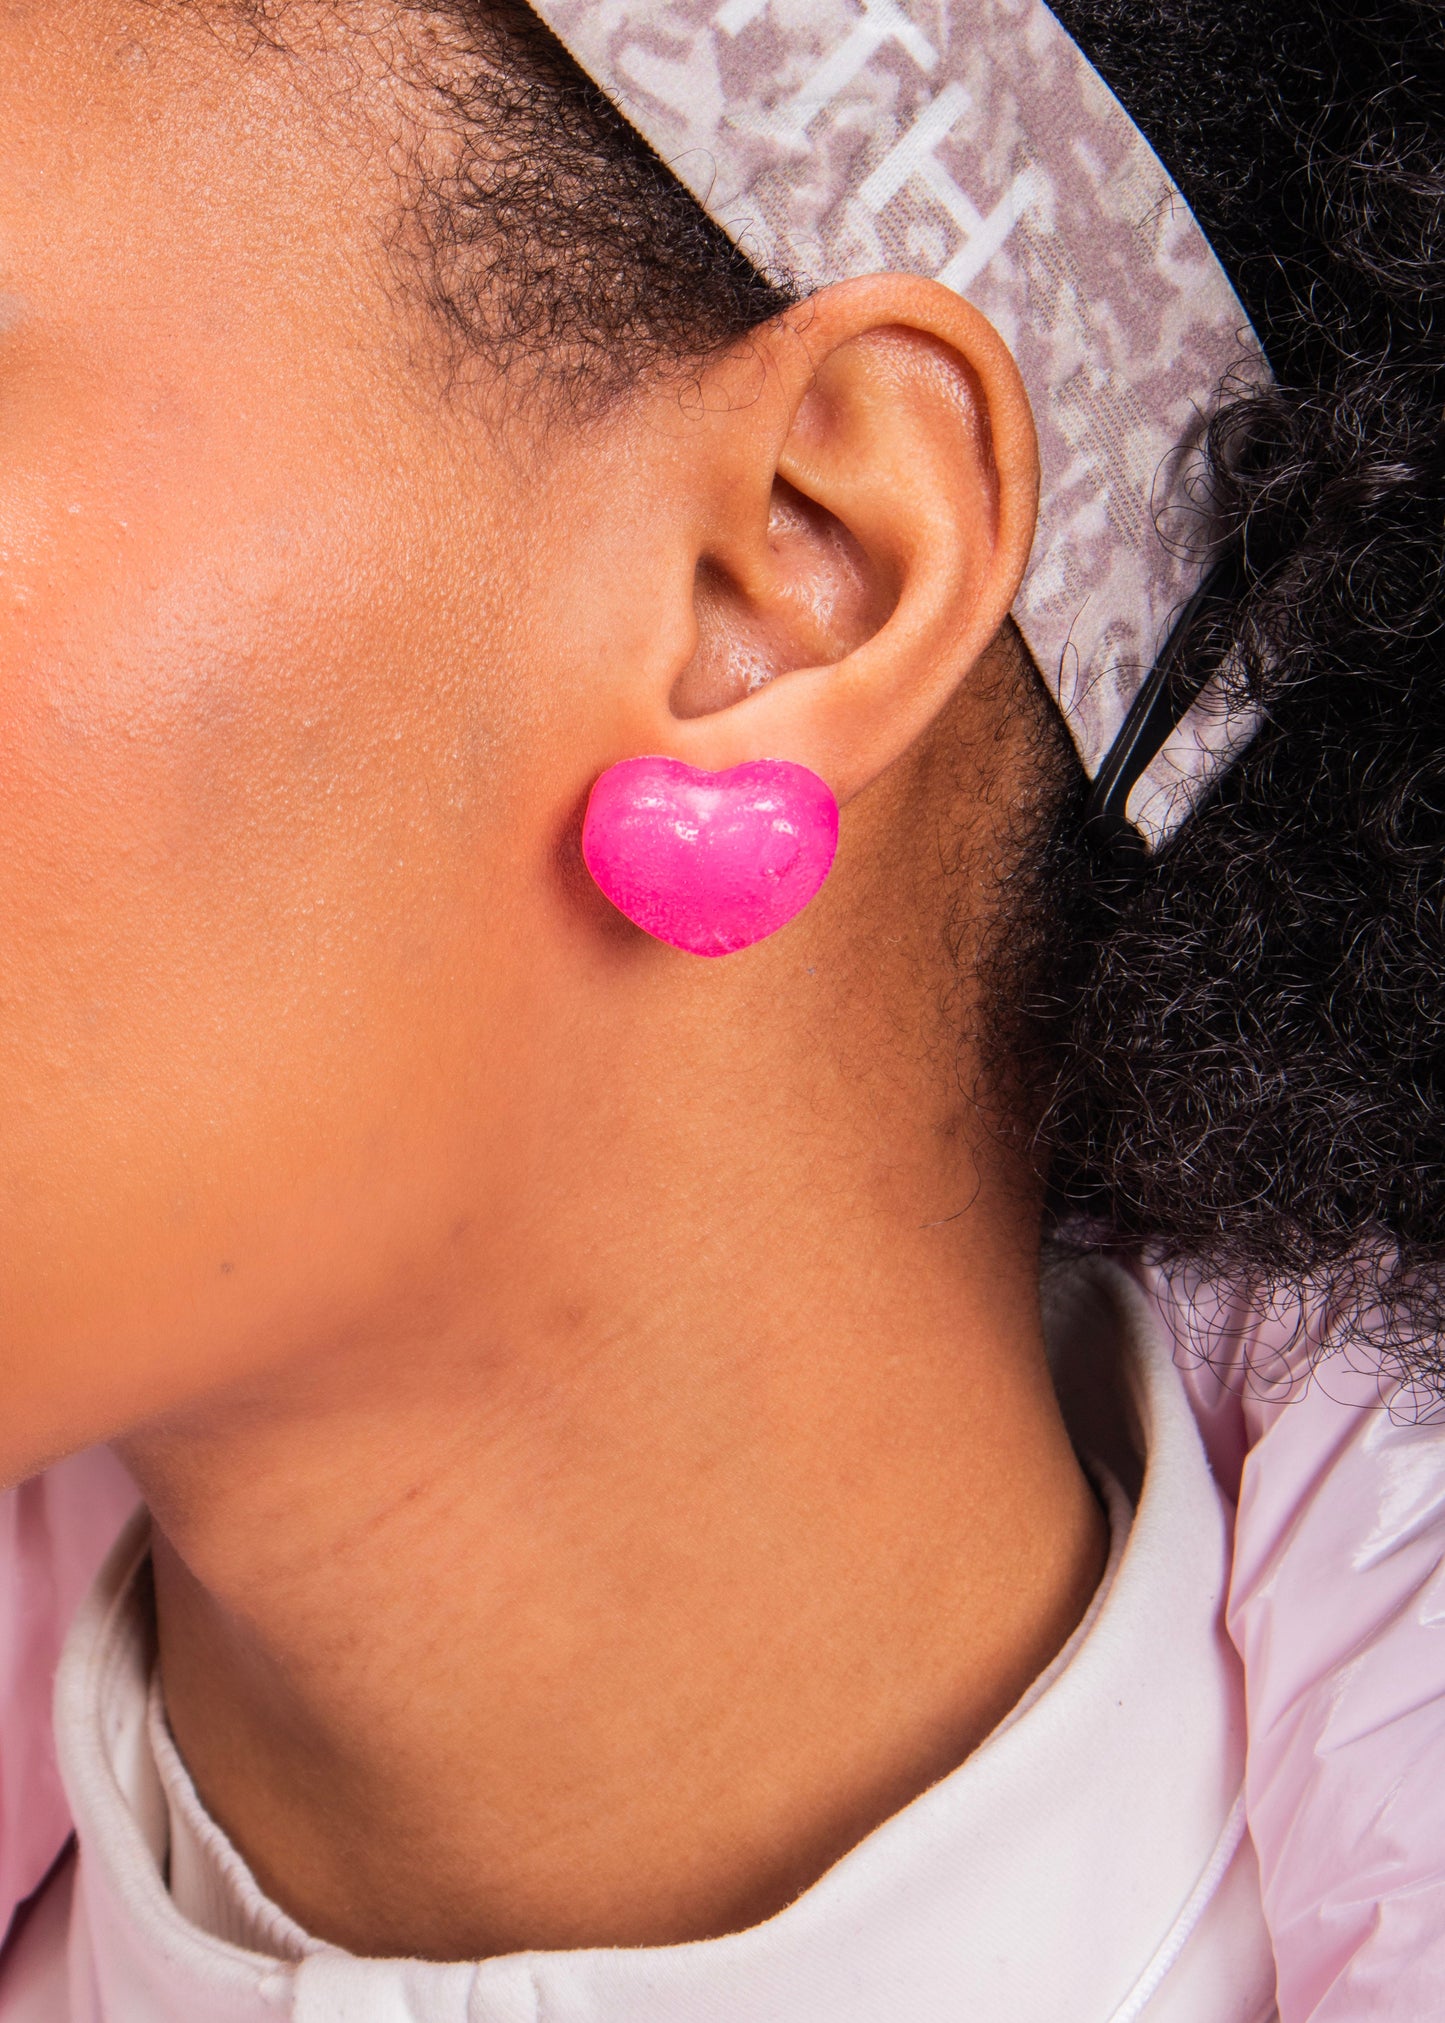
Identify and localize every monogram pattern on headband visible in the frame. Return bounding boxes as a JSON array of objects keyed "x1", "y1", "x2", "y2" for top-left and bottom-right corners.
[{"x1": 530, "y1": 0, "x2": 1265, "y2": 844}]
